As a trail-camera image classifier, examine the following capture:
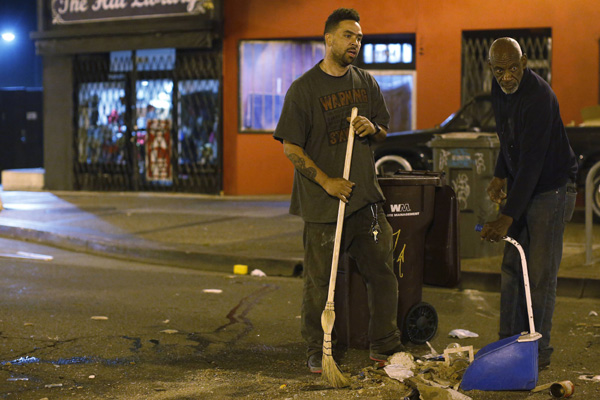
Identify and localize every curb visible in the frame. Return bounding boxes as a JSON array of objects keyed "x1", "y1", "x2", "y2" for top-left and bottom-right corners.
[
  {"x1": 0, "y1": 225, "x2": 303, "y2": 278},
  {"x1": 1, "y1": 224, "x2": 598, "y2": 298}
]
